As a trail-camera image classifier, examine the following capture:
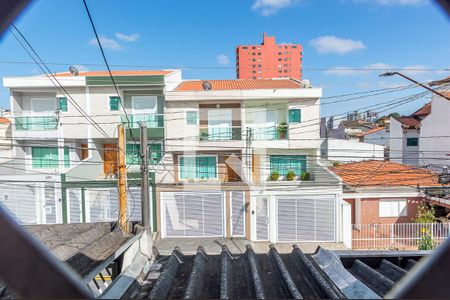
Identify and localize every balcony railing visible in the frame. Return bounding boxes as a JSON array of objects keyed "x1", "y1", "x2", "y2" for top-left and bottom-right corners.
[
  {"x1": 199, "y1": 126, "x2": 242, "y2": 141},
  {"x1": 121, "y1": 114, "x2": 164, "y2": 129},
  {"x1": 248, "y1": 124, "x2": 289, "y2": 140},
  {"x1": 15, "y1": 116, "x2": 58, "y2": 131}
]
